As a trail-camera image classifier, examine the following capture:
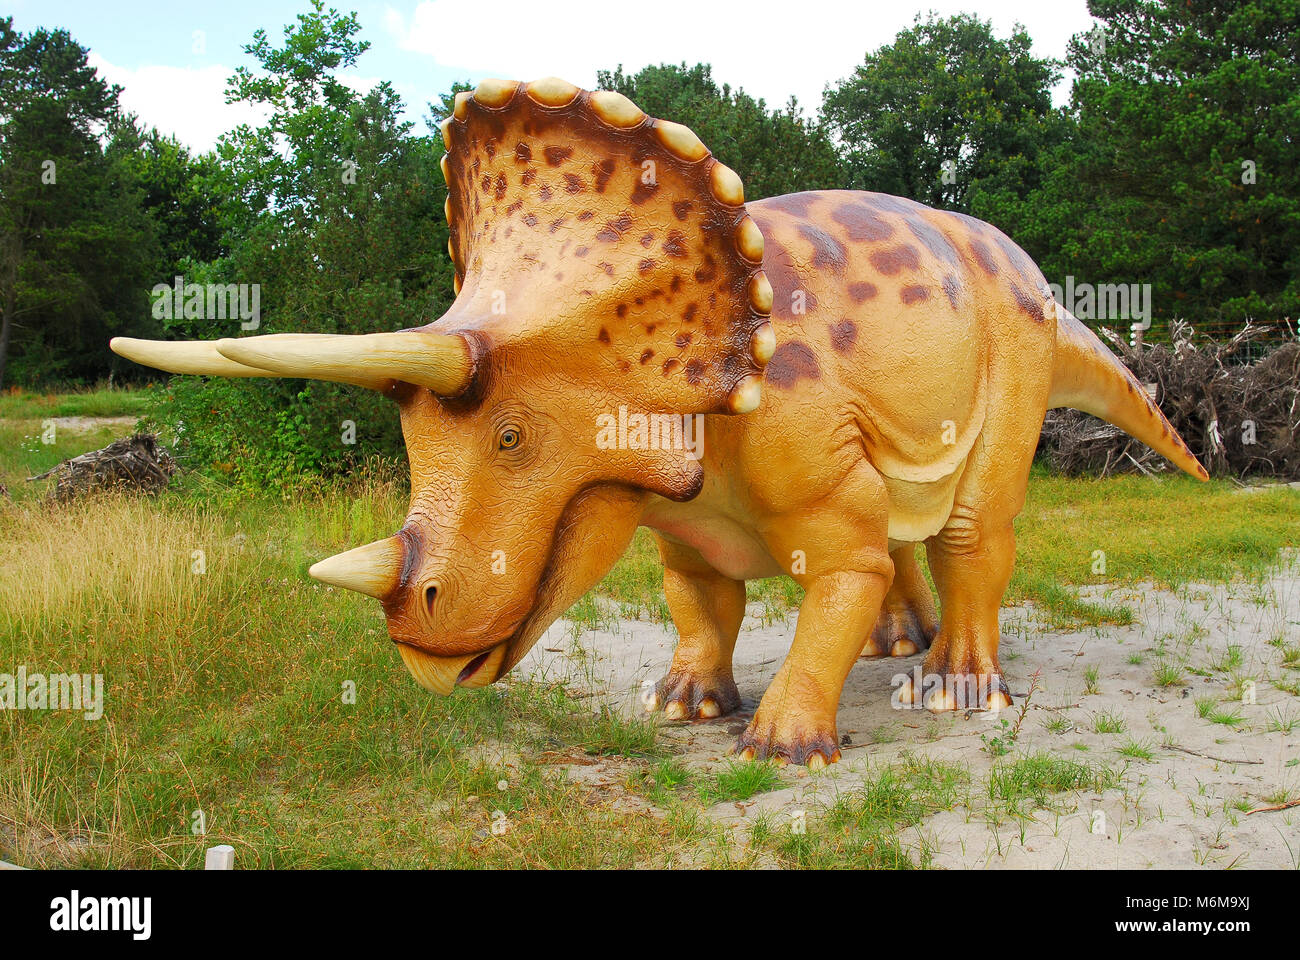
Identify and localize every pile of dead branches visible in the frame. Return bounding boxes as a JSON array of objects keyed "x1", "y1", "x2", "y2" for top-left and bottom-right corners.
[
  {"x1": 1040, "y1": 321, "x2": 1300, "y2": 480},
  {"x1": 28, "y1": 433, "x2": 177, "y2": 502}
]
